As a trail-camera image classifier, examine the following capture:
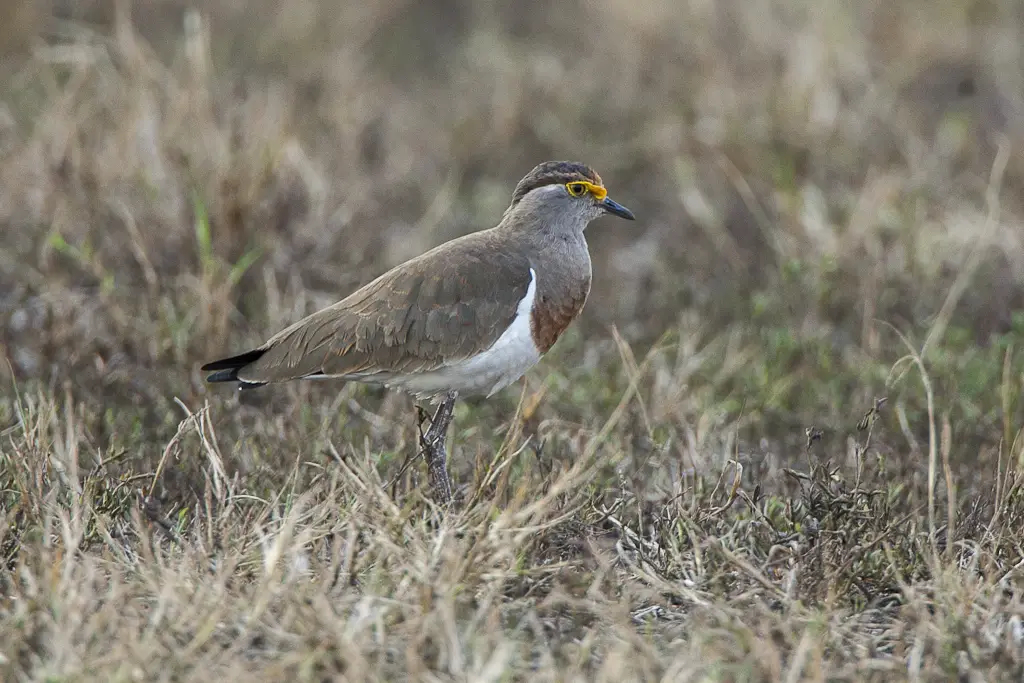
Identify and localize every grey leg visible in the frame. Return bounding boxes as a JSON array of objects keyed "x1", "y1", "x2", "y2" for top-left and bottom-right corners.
[{"x1": 420, "y1": 390, "x2": 457, "y2": 505}]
